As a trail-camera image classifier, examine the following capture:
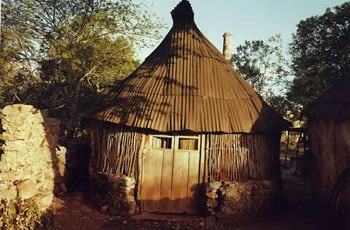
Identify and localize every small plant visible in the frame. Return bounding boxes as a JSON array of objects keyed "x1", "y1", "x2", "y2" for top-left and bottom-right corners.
[{"x1": 0, "y1": 197, "x2": 41, "y2": 230}]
